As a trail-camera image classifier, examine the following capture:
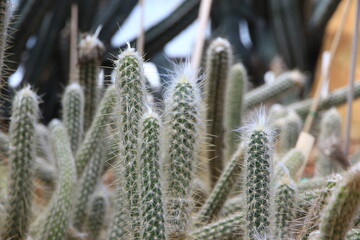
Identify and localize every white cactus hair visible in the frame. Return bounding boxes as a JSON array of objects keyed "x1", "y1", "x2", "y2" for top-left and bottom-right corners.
[{"x1": 79, "y1": 25, "x2": 105, "y2": 61}]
